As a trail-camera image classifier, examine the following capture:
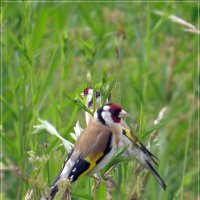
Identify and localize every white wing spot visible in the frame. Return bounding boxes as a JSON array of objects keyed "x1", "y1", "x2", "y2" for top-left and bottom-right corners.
[{"x1": 72, "y1": 168, "x2": 76, "y2": 172}]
